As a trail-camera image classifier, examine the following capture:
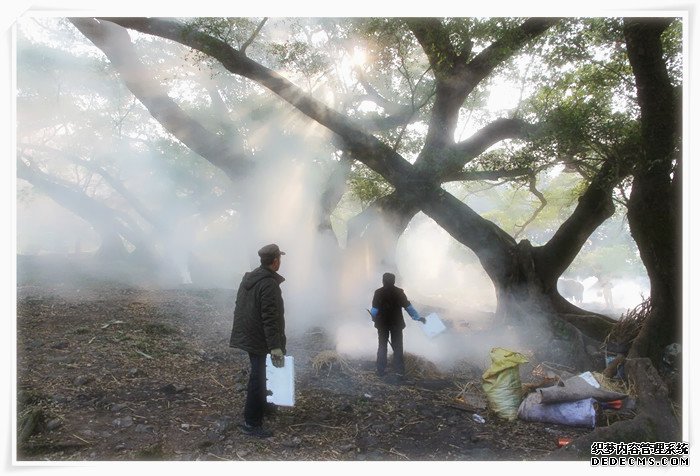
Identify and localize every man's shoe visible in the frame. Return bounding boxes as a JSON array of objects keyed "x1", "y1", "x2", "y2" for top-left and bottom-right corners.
[{"x1": 239, "y1": 423, "x2": 273, "y2": 438}]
